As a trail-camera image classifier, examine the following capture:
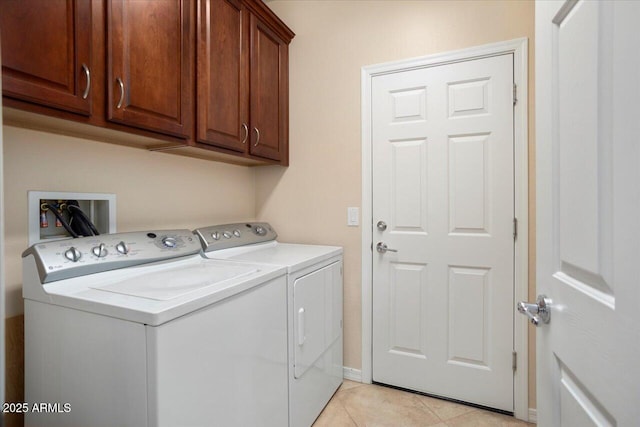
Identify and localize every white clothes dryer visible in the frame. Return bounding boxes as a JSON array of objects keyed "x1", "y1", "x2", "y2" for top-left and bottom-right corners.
[
  {"x1": 22, "y1": 229, "x2": 288, "y2": 427},
  {"x1": 194, "y1": 222, "x2": 343, "y2": 427}
]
